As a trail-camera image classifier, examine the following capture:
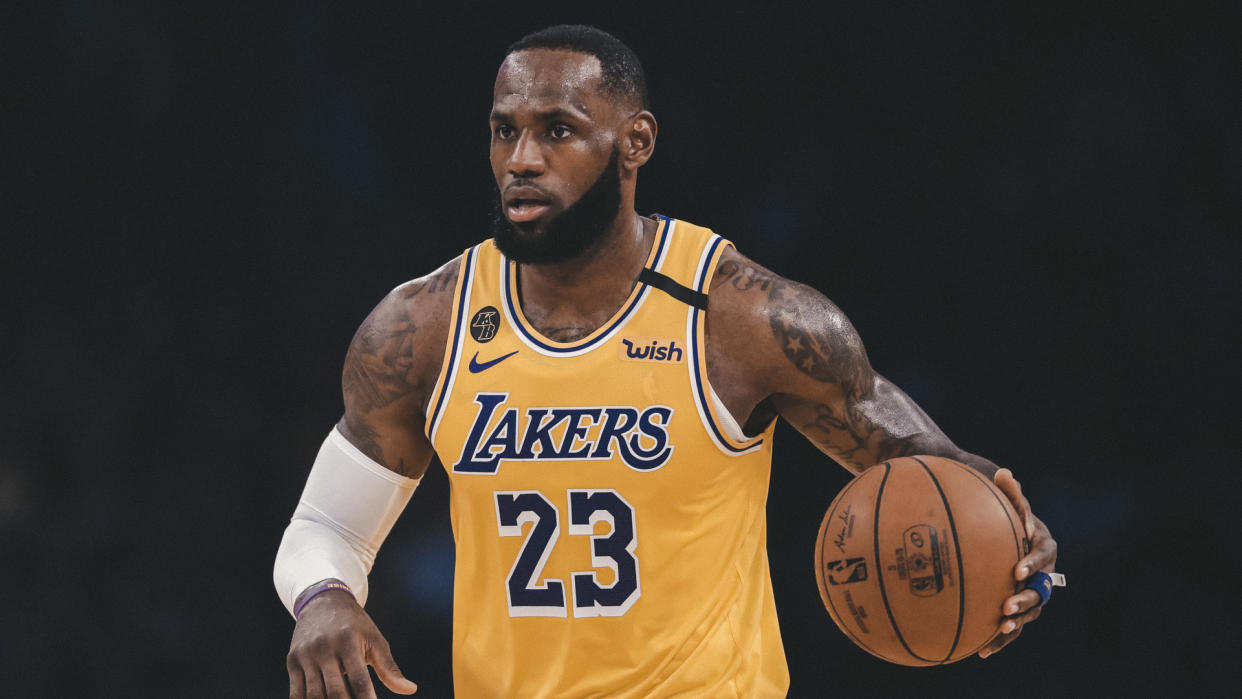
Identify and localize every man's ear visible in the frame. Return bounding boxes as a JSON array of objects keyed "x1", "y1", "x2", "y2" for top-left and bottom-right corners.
[{"x1": 622, "y1": 111, "x2": 657, "y2": 171}]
